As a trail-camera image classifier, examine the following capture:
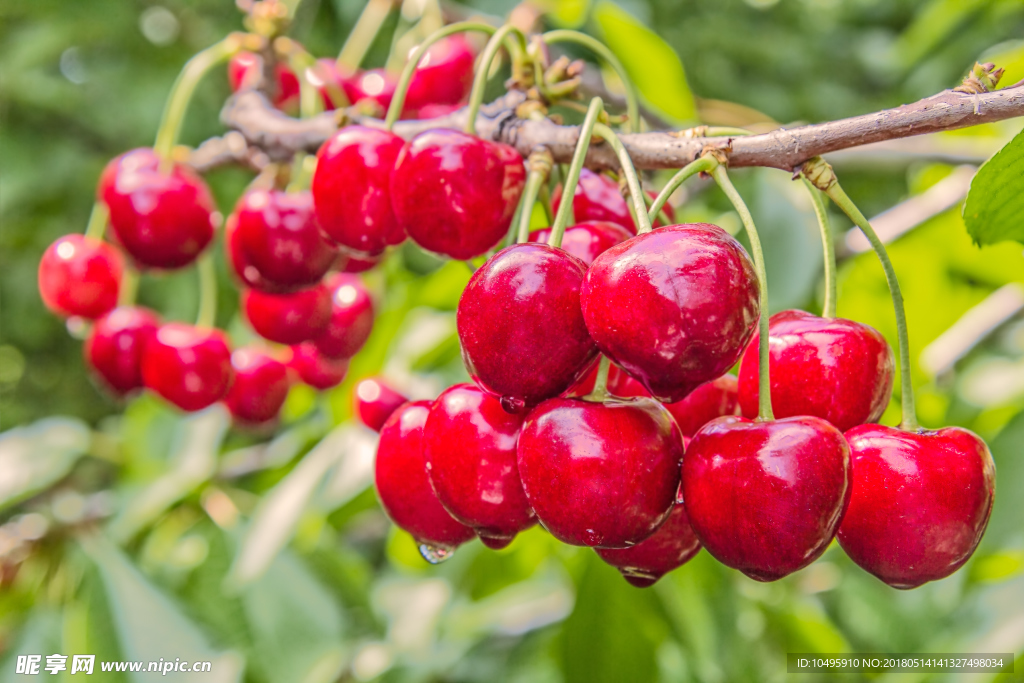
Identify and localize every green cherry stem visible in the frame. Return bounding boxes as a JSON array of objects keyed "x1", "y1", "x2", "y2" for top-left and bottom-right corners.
[
  {"x1": 336, "y1": 0, "x2": 394, "y2": 71},
  {"x1": 195, "y1": 251, "x2": 218, "y2": 329},
  {"x1": 118, "y1": 266, "x2": 140, "y2": 307},
  {"x1": 549, "y1": 97, "x2": 604, "y2": 248},
  {"x1": 710, "y1": 162, "x2": 773, "y2": 421},
  {"x1": 801, "y1": 177, "x2": 837, "y2": 319},
  {"x1": 586, "y1": 355, "x2": 612, "y2": 402},
  {"x1": 647, "y1": 156, "x2": 717, "y2": 224},
  {"x1": 538, "y1": 184, "x2": 554, "y2": 224},
  {"x1": 464, "y1": 24, "x2": 527, "y2": 136},
  {"x1": 592, "y1": 122, "x2": 652, "y2": 234},
  {"x1": 516, "y1": 149, "x2": 554, "y2": 243},
  {"x1": 84, "y1": 202, "x2": 109, "y2": 241}
]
